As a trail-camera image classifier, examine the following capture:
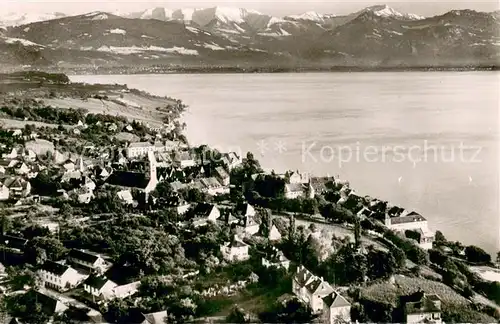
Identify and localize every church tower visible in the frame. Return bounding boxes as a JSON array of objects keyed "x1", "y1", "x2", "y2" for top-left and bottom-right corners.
[{"x1": 147, "y1": 151, "x2": 157, "y2": 182}]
